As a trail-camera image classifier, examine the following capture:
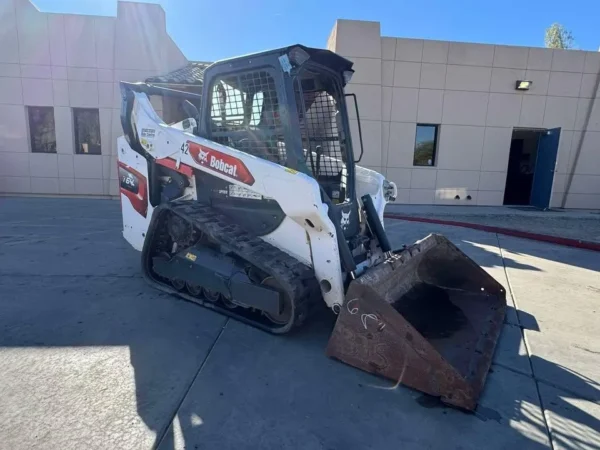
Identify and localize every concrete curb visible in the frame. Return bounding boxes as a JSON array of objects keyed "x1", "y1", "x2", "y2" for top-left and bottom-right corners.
[{"x1": 384, "y1": 213, "x2": 600, "y2": 252}]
